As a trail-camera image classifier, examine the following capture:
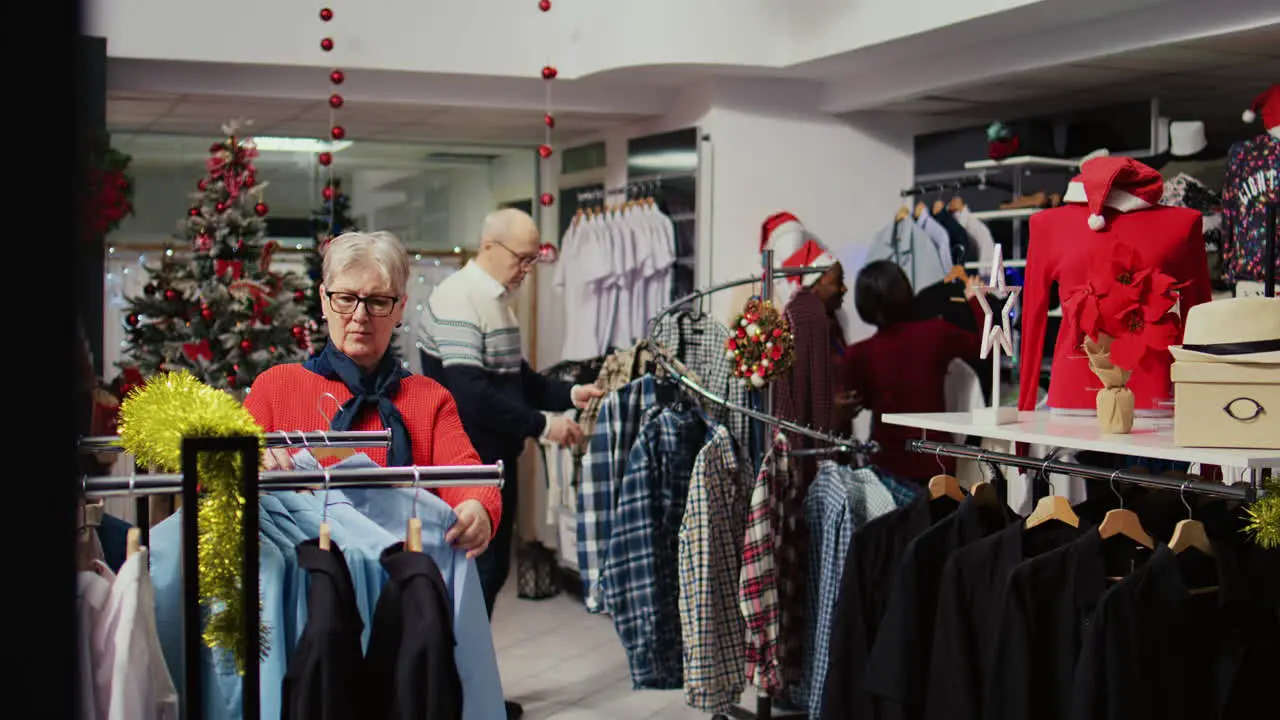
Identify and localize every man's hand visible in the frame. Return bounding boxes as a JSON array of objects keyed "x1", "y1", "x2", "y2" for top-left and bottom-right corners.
[
  {"x1": 570, "y1": 383, "x2": 606, "y2": 410},
  {"x1": 445, "y1": 499, "x2": 493, "y2": 559},
  {"x1": 263, "y1": 447, "x2": 294, "y2": 471},
  {"x1": 544, "y1": 415, "x2": 584, "y2": 447}
]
